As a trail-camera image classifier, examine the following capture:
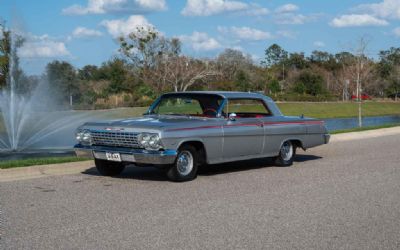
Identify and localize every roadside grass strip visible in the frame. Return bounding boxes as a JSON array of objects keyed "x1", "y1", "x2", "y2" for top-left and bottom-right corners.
[{"x1": 0, "y1": 157, "x2": 90, "y2": 169}]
